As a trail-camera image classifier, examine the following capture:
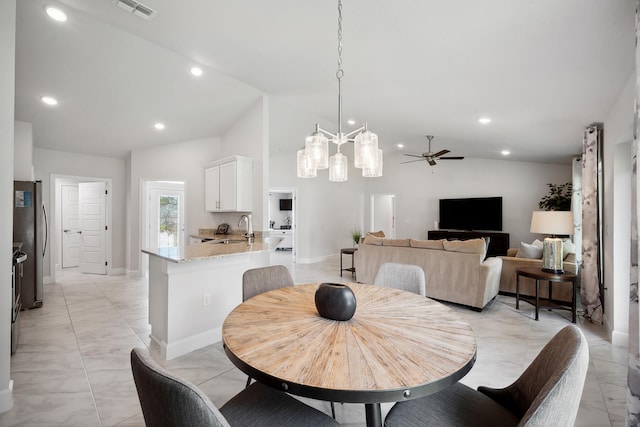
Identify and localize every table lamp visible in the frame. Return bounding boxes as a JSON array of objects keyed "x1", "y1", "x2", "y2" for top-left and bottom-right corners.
[{"x1": 530, "y1": 211, "x2": 574, "y2": 274}]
